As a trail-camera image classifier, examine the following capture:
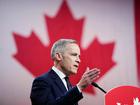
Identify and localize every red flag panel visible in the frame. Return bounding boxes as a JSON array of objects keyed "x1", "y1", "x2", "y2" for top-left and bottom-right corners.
[{"x1": 135, "y1": 0, "x2": 140, "y2": 85}]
